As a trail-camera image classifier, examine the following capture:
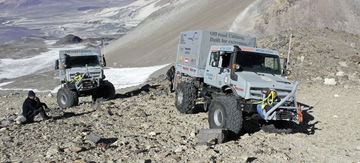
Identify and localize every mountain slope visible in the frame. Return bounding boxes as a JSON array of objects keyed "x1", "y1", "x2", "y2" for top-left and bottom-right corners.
[
  {"x1": 104, "y1": 0, "x2": 255, "y2": 67},
  {"x1": 104, "y1": 0, "x2": 360, "y2": 68}
]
